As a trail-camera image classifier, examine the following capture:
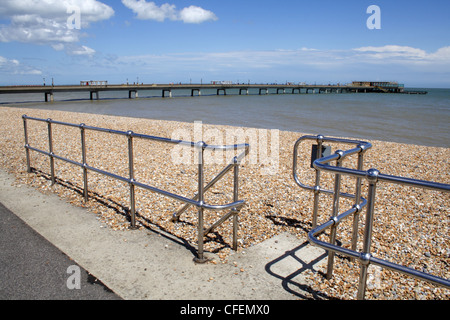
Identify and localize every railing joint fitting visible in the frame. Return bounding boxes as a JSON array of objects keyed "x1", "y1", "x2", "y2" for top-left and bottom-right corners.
[
  {"x1": 197, "y1": 141, "x2": 207, "y2": 150},
  {"x1": 330, "y1": 216, "x2": 339, "y2": 226},
  {"x1": 359, "y1": 252, "x2": 372, "y2": 266},
  {"x1": 366, "y1": 168, "x2": 380, "y2": 183},
  {"x1": 313, "y1": 185, "x2": 321, "y2": 195},
  {"x1": 316, "y1": 134, "x2": 324, "y2": 144},
  {"x1": 335, "y1": 149, "x2": 344, "y2": 160},
  {"x1": 357, "y1": 143, "x2": 368, "y2": 154}
]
